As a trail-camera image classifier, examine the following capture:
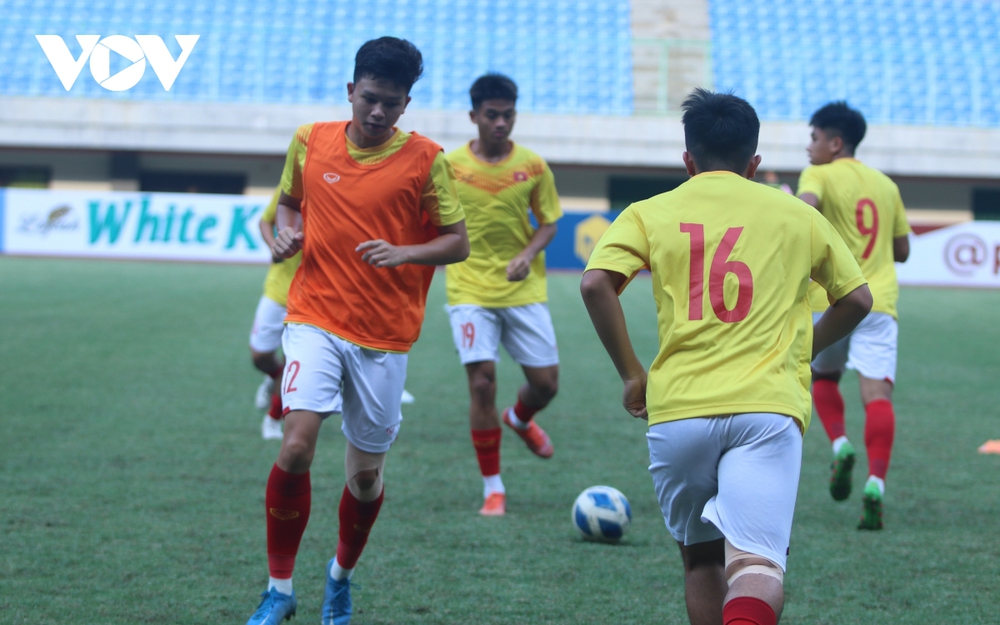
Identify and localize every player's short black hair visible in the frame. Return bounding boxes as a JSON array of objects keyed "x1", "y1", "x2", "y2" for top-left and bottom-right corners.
[
  {"x1": 810, "y1": 101, "x2": 867, "y2": 152},
  {"x1": 353, "y1": 37, "x2": 424, "y2": 92},
  {"x1": 681, "y1": 89, "x2": 760, "y2": 173},
  {"x1": 469, "y1": 73, "x2": 518, "y2": 109}
]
